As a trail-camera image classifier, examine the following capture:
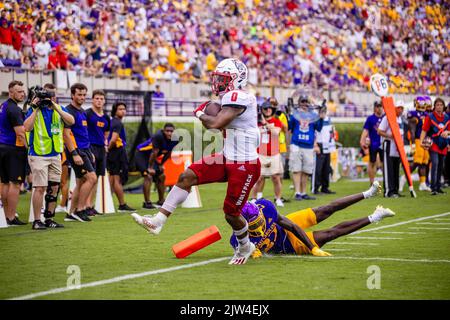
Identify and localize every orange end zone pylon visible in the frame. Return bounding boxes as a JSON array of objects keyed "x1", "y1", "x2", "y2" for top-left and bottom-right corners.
[
  {"x1": 381, "y1": 96, "x2": 416, "y2": 197},
  {"x1": 172, "y1": 225, "x2": 222, "y2": 258}
]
